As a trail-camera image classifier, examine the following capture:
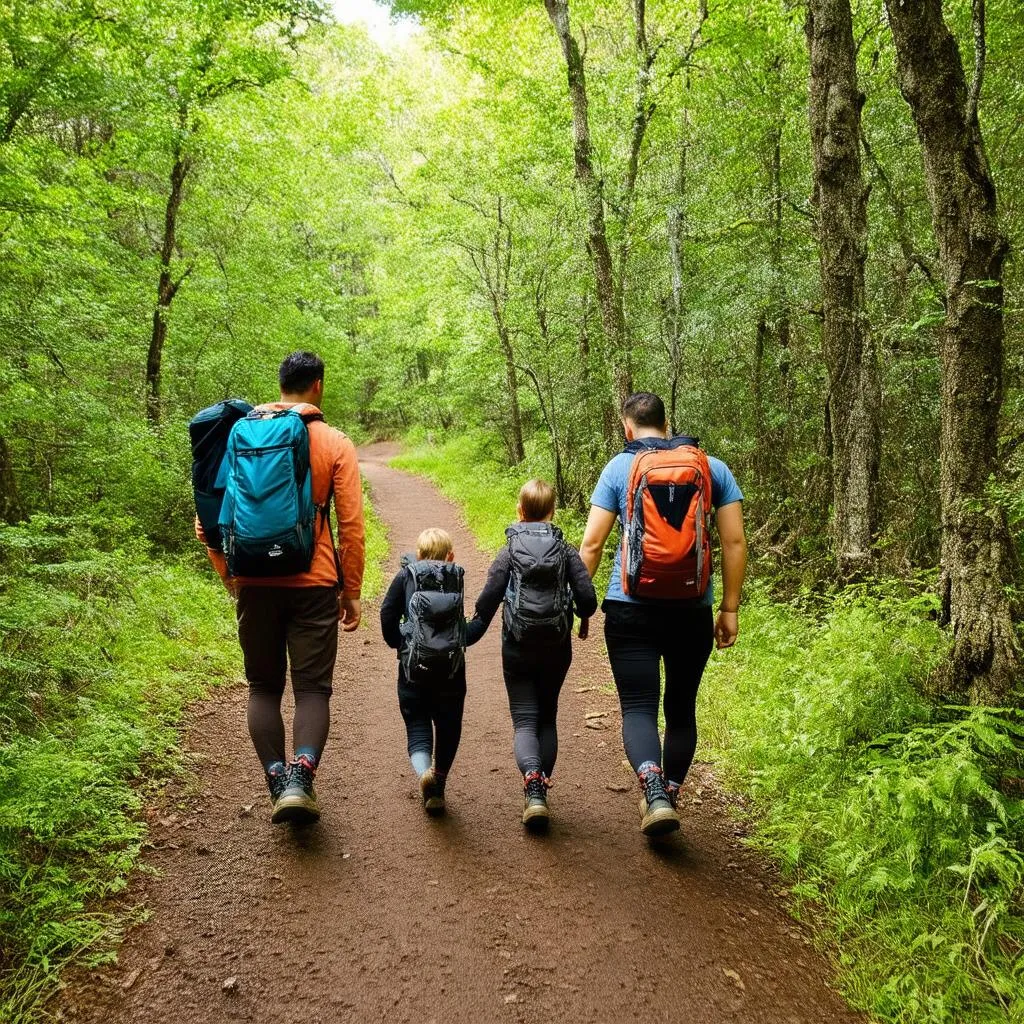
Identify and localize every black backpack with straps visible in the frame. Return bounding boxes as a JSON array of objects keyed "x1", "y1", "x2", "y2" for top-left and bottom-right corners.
[
  {"x1": 400, "y1": 557, "x2": 466, "y2": 683},
  {"x1": 502, "y1": 522, "x2": 573, "y2": 645}
]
